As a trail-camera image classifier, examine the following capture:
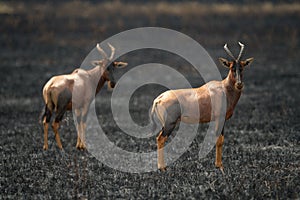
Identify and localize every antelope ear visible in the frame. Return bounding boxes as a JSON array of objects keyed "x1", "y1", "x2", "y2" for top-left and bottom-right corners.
[
  {"x1": 219, "y1": 57, "x2": 230, "y2": 68},
  {"x1": 107, "y1": 81, "x2": 114, "y2": 91},
  {"x1": 113, "y1": 61, "x2": 128, "y2": 68},
  {"x1": 242, "y1": 57, "x2": 254, "y2": 67}
]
